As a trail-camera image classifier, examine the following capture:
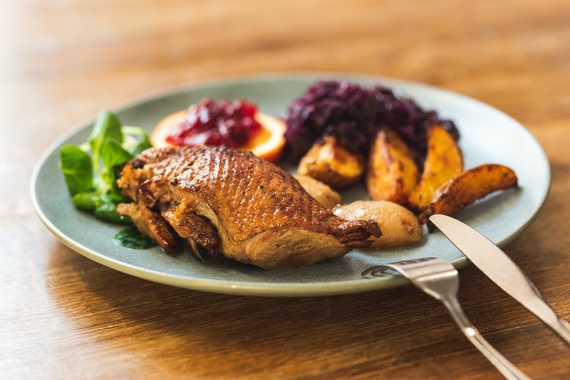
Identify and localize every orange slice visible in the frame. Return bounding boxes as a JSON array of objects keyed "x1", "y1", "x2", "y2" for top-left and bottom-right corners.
[
  {"x1": 150, "y1": 110, "x2": 186, "y2": 149},
  {"x1": 150, "y1": 110, "x2": 287, "y2": 163}
]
